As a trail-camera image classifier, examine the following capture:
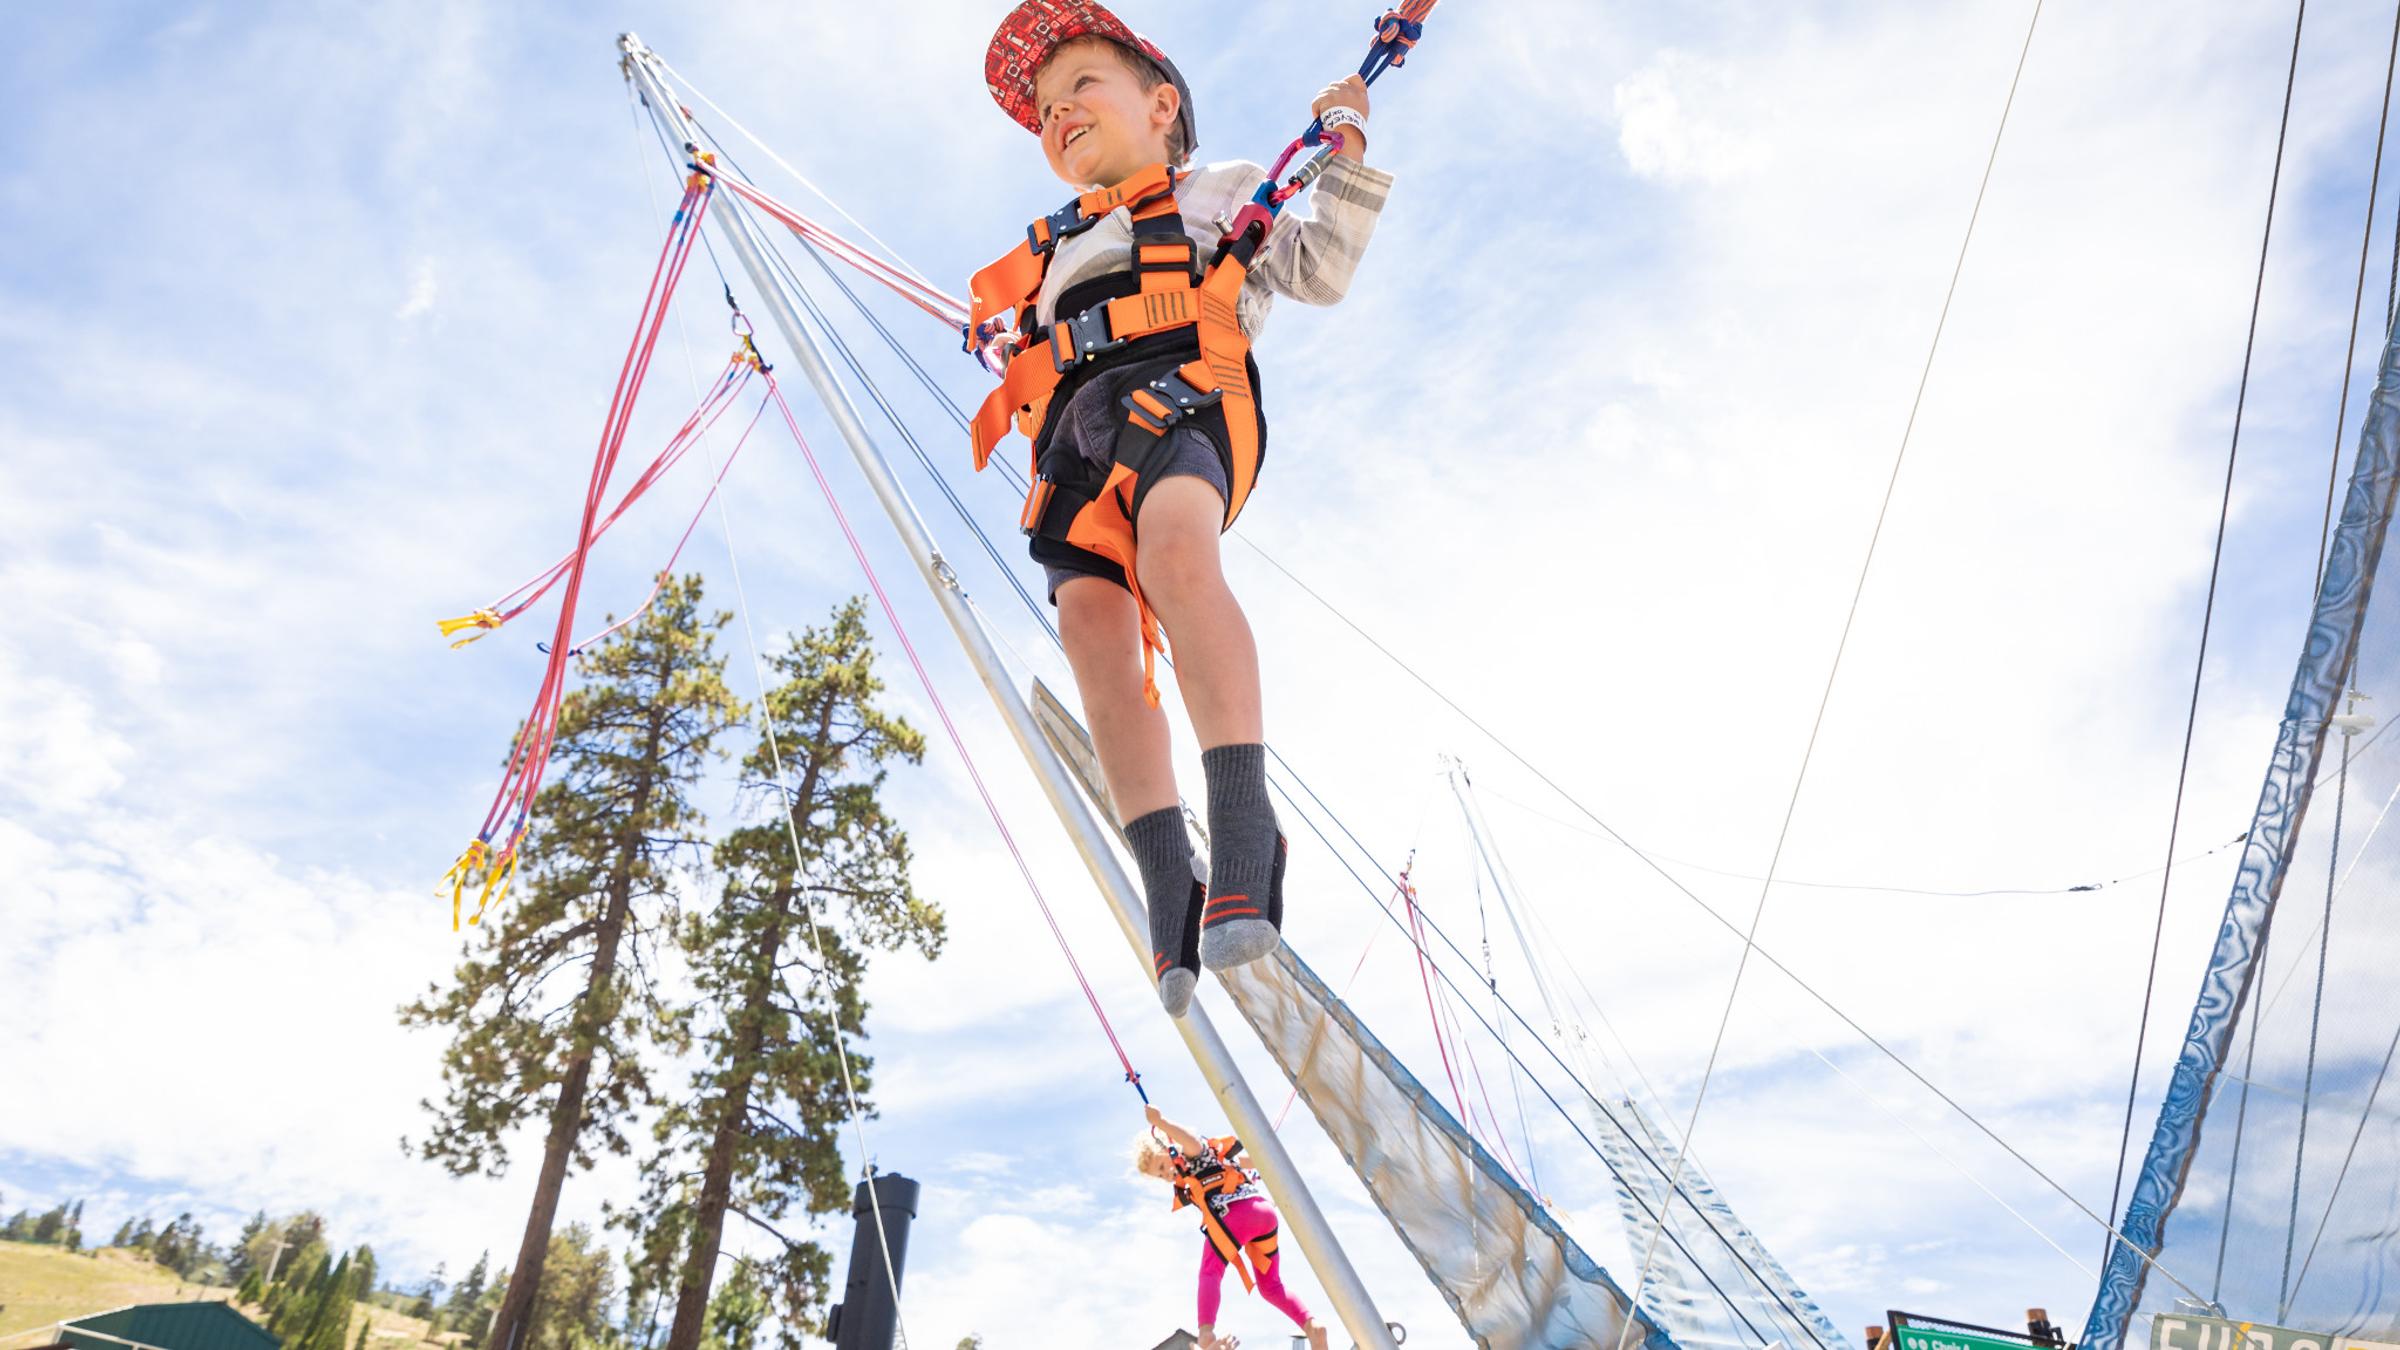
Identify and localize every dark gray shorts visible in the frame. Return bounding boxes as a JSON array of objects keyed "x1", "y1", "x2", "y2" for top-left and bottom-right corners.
[{"x1": 1032, "y1": 364, "x2": 1231, "y2": 602}]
